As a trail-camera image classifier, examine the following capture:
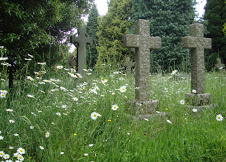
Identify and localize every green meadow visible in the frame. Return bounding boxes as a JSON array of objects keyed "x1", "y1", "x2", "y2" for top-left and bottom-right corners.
[{"x1": 0, "y1": 62, "x2": 225, "y2": 162}]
